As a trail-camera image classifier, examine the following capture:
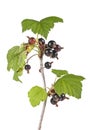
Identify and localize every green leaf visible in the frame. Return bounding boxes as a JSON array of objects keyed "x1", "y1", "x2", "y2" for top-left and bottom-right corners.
[
  {"x1": 52, "y1": 69, "x2": 68, "y2": 77},
  {"x1": 54, "y1": 74, "x2": 85, "y2": 99},
  {"x1": 7, "y1": 45, "x2": 26, "y2": 82},
  {"x1": 28, "y1": 86, "x2": 47, "y2": 107},
  {"x1": 13, "y1": 68, "x2": 23, "y2": 82},
  {"x1": 21, "y1": 16, "x2": 63, "y2": 39}
]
